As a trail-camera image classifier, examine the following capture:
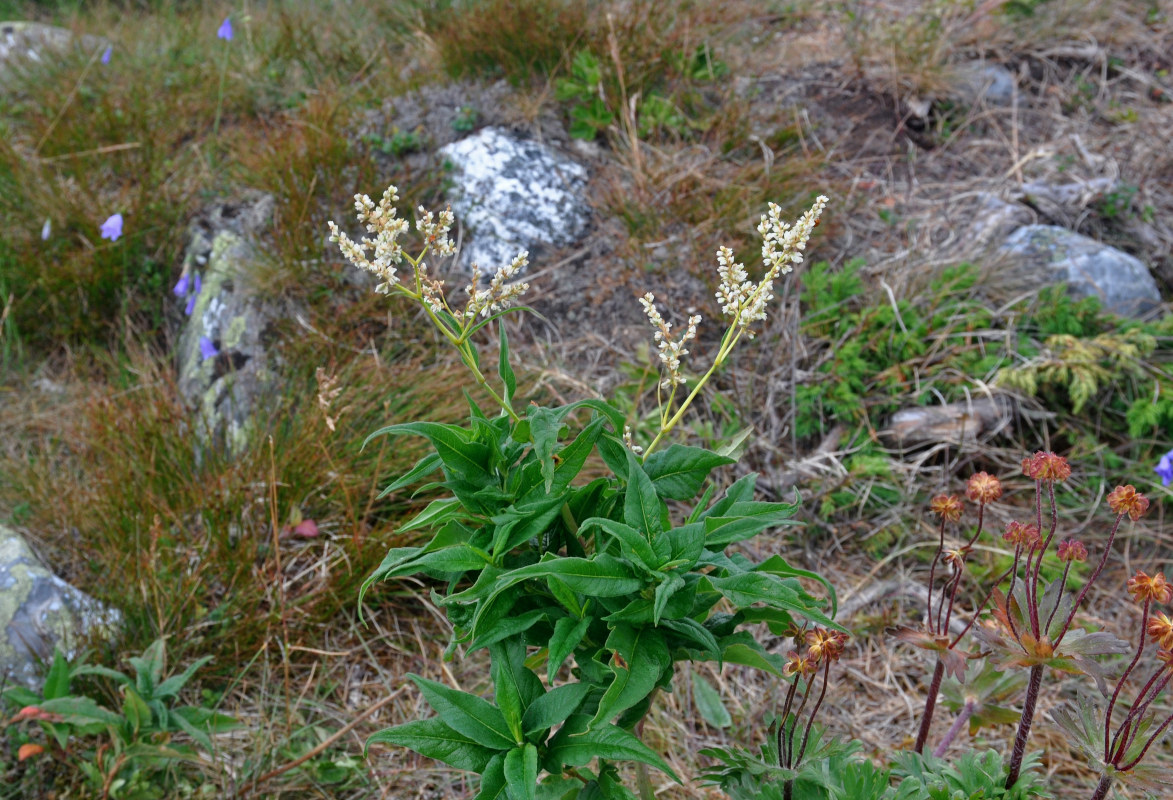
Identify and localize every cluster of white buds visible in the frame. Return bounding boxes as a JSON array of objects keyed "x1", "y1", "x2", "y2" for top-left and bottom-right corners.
[
  {"x1": 623, "y1": 425, "x2": 644, "y2": 456},
  {"x1": 716, "y1": 195, "x2": 828, "y2": 335},
  {"x1": 466, "y1": 251, "x2": 531, "y2": 319},
  {"x1": 639, "y1": 292, "x2": 701, "y2": 389},
  {"x1": 327, "y1": 186, "x2": 412, "y2": 294},
  {"x1": 415, "y1": 205, "x2": 456, "y2": 257}
]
